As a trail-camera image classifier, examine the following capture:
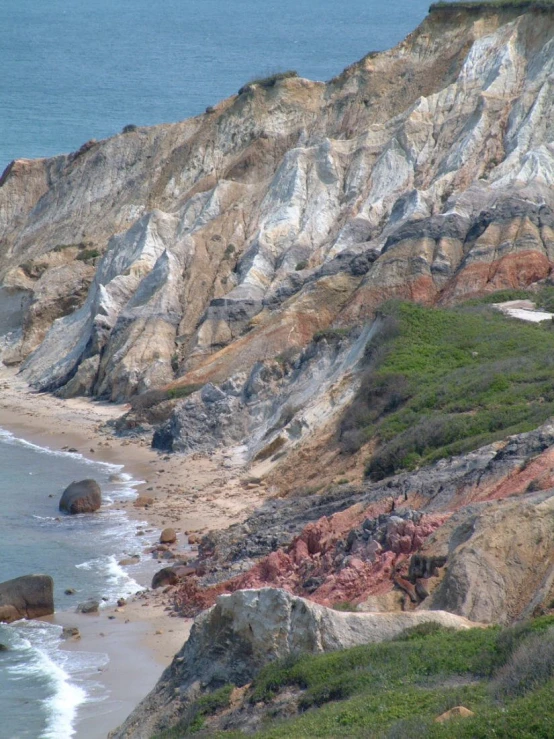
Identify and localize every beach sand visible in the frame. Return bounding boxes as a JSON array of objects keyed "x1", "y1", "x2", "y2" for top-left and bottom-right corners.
[{"x1": 0, "y1": 365, "x2": 265, "y2": 737}]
